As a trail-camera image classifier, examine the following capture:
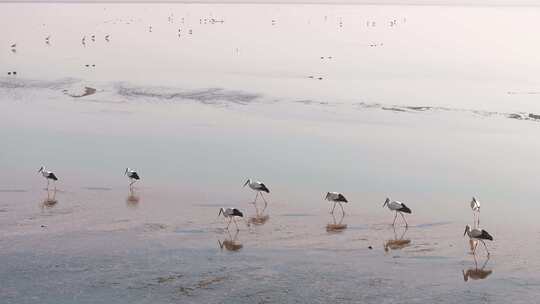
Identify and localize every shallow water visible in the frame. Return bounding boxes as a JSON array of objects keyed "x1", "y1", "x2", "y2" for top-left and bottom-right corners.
[{"x1": 2, "y1": 2, "x2": 540, "y2": 303}]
